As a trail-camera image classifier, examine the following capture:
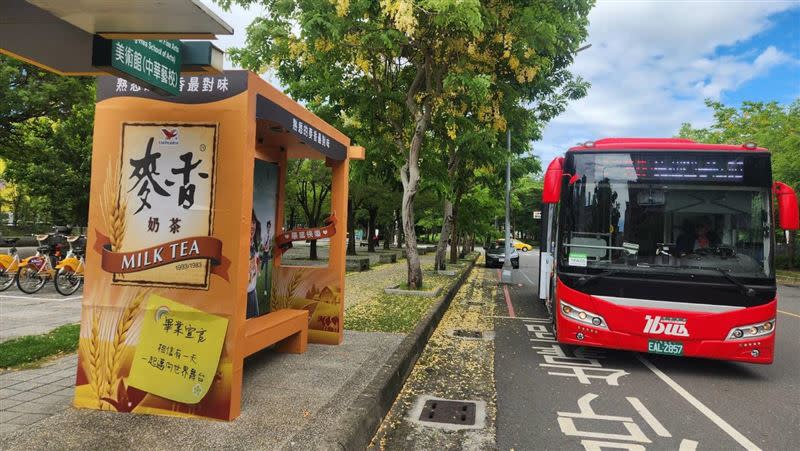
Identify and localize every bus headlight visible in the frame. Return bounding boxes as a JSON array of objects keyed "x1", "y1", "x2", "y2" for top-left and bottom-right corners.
[
  {"x1": 726, "y1": 319, "x2": 775, "y2": 340},
  {"x1": 560, "y1": 301, "x2": 608, "y2": 329}
]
